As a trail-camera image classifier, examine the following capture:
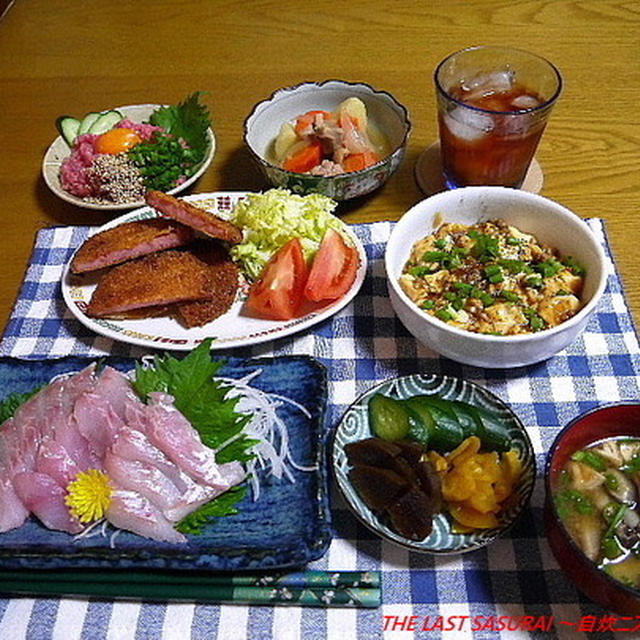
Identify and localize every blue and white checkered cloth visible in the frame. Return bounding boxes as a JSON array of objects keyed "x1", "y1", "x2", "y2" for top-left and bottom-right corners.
[{"x1": 1, "y1": 220, "x2": 639, "y2": 640}]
